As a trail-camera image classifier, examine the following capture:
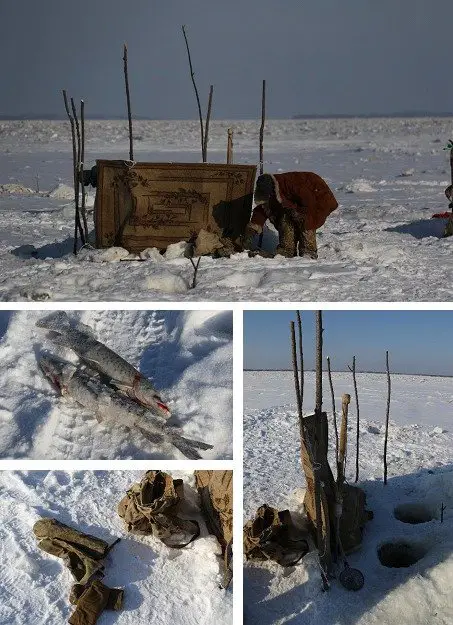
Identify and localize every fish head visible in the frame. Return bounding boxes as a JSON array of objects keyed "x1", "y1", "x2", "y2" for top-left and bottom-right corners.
[{"x1": 38, "y1": 354, "x2": 76, "y2": 394}]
